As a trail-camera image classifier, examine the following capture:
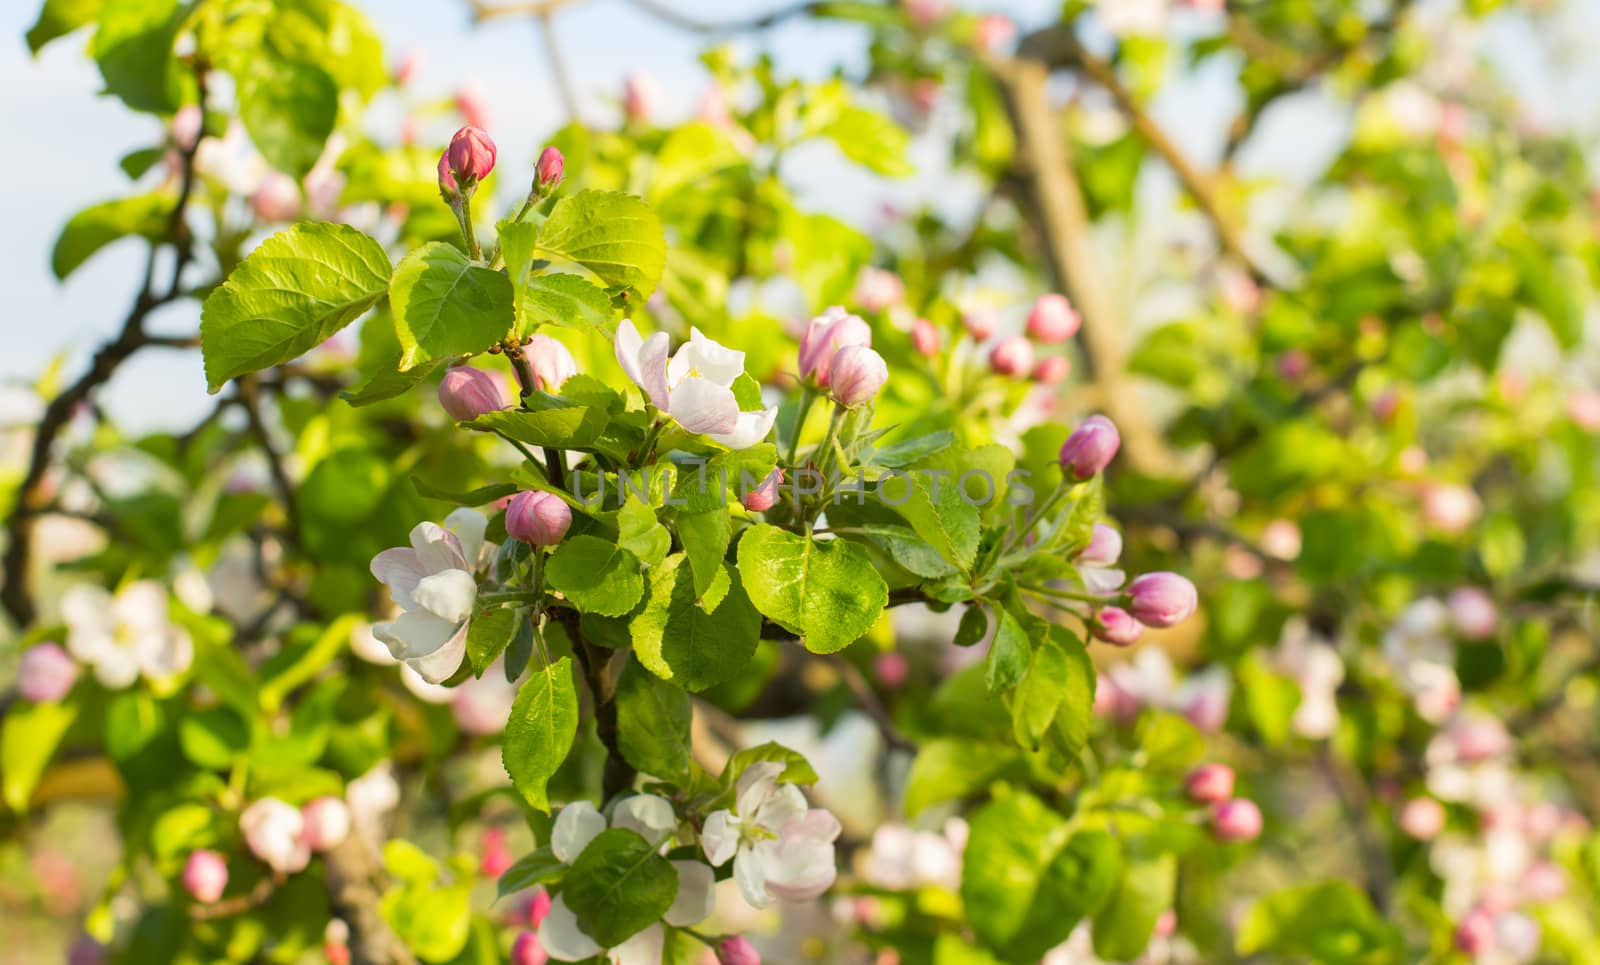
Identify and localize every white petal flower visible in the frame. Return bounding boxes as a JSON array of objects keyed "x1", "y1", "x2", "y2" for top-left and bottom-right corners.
[
  {"x1": 443, "y1": 508, "x2": 490, "y2": 568},
  {"x1": 611, "y1": 794, "x2": 677, "y2": 848},
  {"x1": 540, "y1": 895, "x2": 603, "y2": 961},
  {"x1": 614, "y1": 318, "x2": 670, "y2": 410},
  {"x1": 552, "y1": 801, "x2": 607, "y2": 863},
  {"x1": 663, "y1": 860, "x2": 715, "y2": 926},
  {"x1": 708, "y1": 407, "x2": 778, "y2": 450},
  {"x1": 348, "y1": 763, "x2": 400, "y2": 847},
  {"x1": 608, "y1": 923, "x2": 664, "y2": 965},
  {"x1": 240, "y1": 798, "x2": 311, "y2": 875},
  {"x1": 370, "y1": 519, "x2": 480, "y2": 683},
  {"x1": 612, "y1": 320, "x2": 775, "y2": 449},
  {"x1": 62, "y1": 581, "x2": 193, "y2": 689},
  {"x1": 702, "y1": 761, "x2": 840, "y2": 909}
]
